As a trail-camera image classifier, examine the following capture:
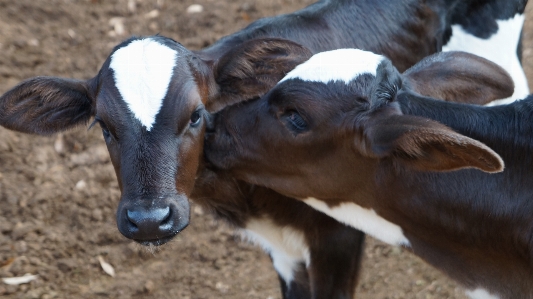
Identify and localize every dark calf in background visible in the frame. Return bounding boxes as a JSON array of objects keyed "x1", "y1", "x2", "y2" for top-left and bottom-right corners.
[
  {"x1": 0, "y1": 0, "x2": 528, "y2": 297},
  {"x1": 205, "y1": 49, "x2": 533, "y2": 298}
]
